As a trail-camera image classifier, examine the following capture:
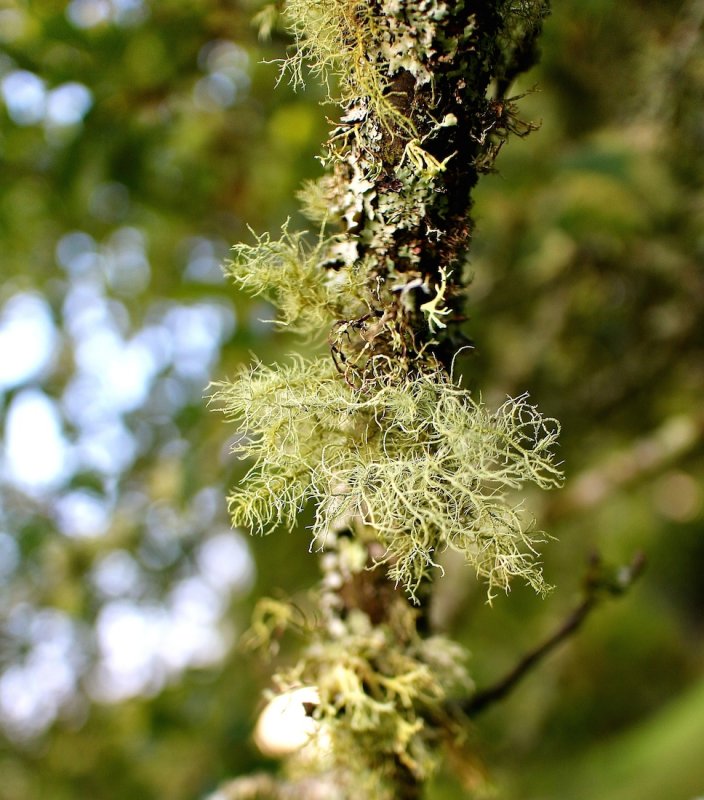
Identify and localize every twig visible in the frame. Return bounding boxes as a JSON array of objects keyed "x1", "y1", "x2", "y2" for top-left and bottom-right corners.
[{"x1": 463, "y1": 551, "x2": 646, "y2": 716}]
